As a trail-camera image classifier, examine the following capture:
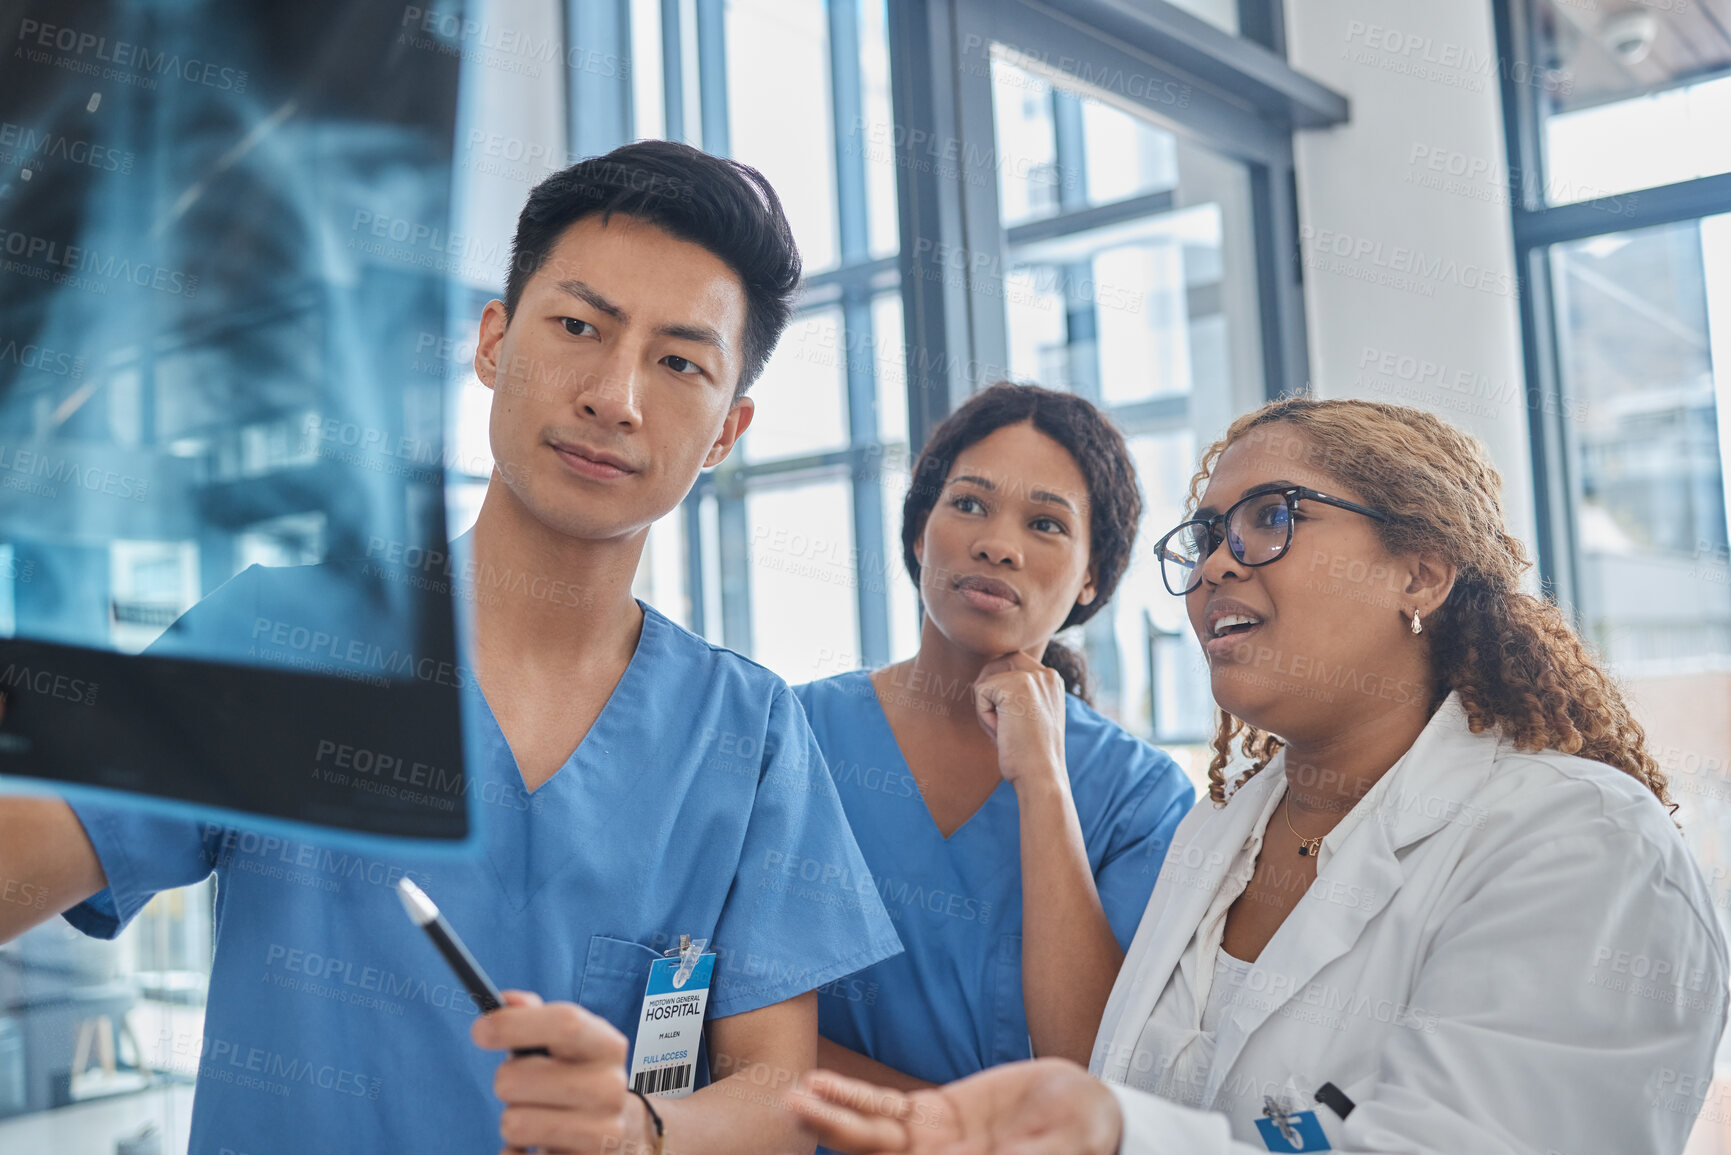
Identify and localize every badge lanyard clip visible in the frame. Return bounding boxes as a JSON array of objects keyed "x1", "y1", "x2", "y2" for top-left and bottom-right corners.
[
  {"x1": 1264, "y1": 1096, "x2": 1301, "y2": 1145},
  {"x1": 670, "y1": 934, "x2": 709, "y2": 989},
  {"x1": 1254, "y1": 1092, "x2": 1335, "y2": 1152}
]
